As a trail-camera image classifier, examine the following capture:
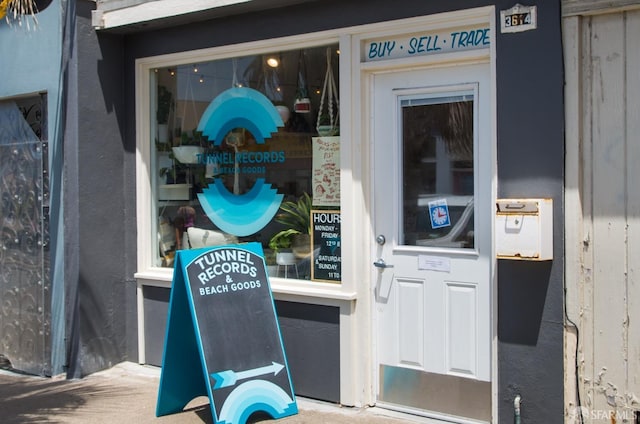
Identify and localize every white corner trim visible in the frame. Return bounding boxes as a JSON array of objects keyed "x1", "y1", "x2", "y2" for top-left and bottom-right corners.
[{"x1": 96, "y1": 0, "x2": 252, "y2": 29}]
